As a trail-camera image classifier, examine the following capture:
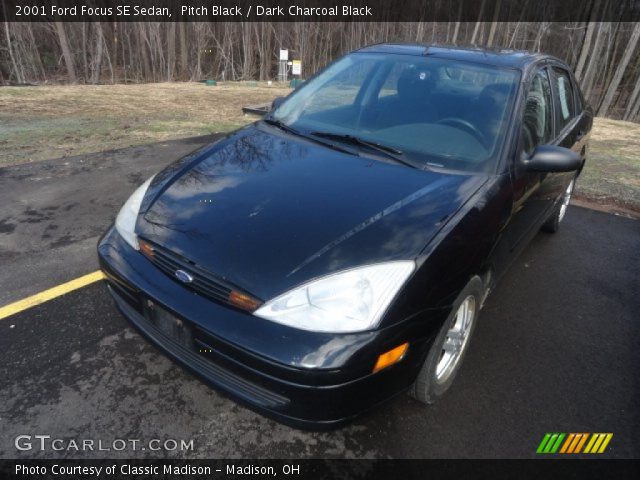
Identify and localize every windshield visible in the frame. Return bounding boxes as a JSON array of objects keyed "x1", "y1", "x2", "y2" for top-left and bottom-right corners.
[{"x1": 271, "y1": 52, "x2": 520, "y2": 172}]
